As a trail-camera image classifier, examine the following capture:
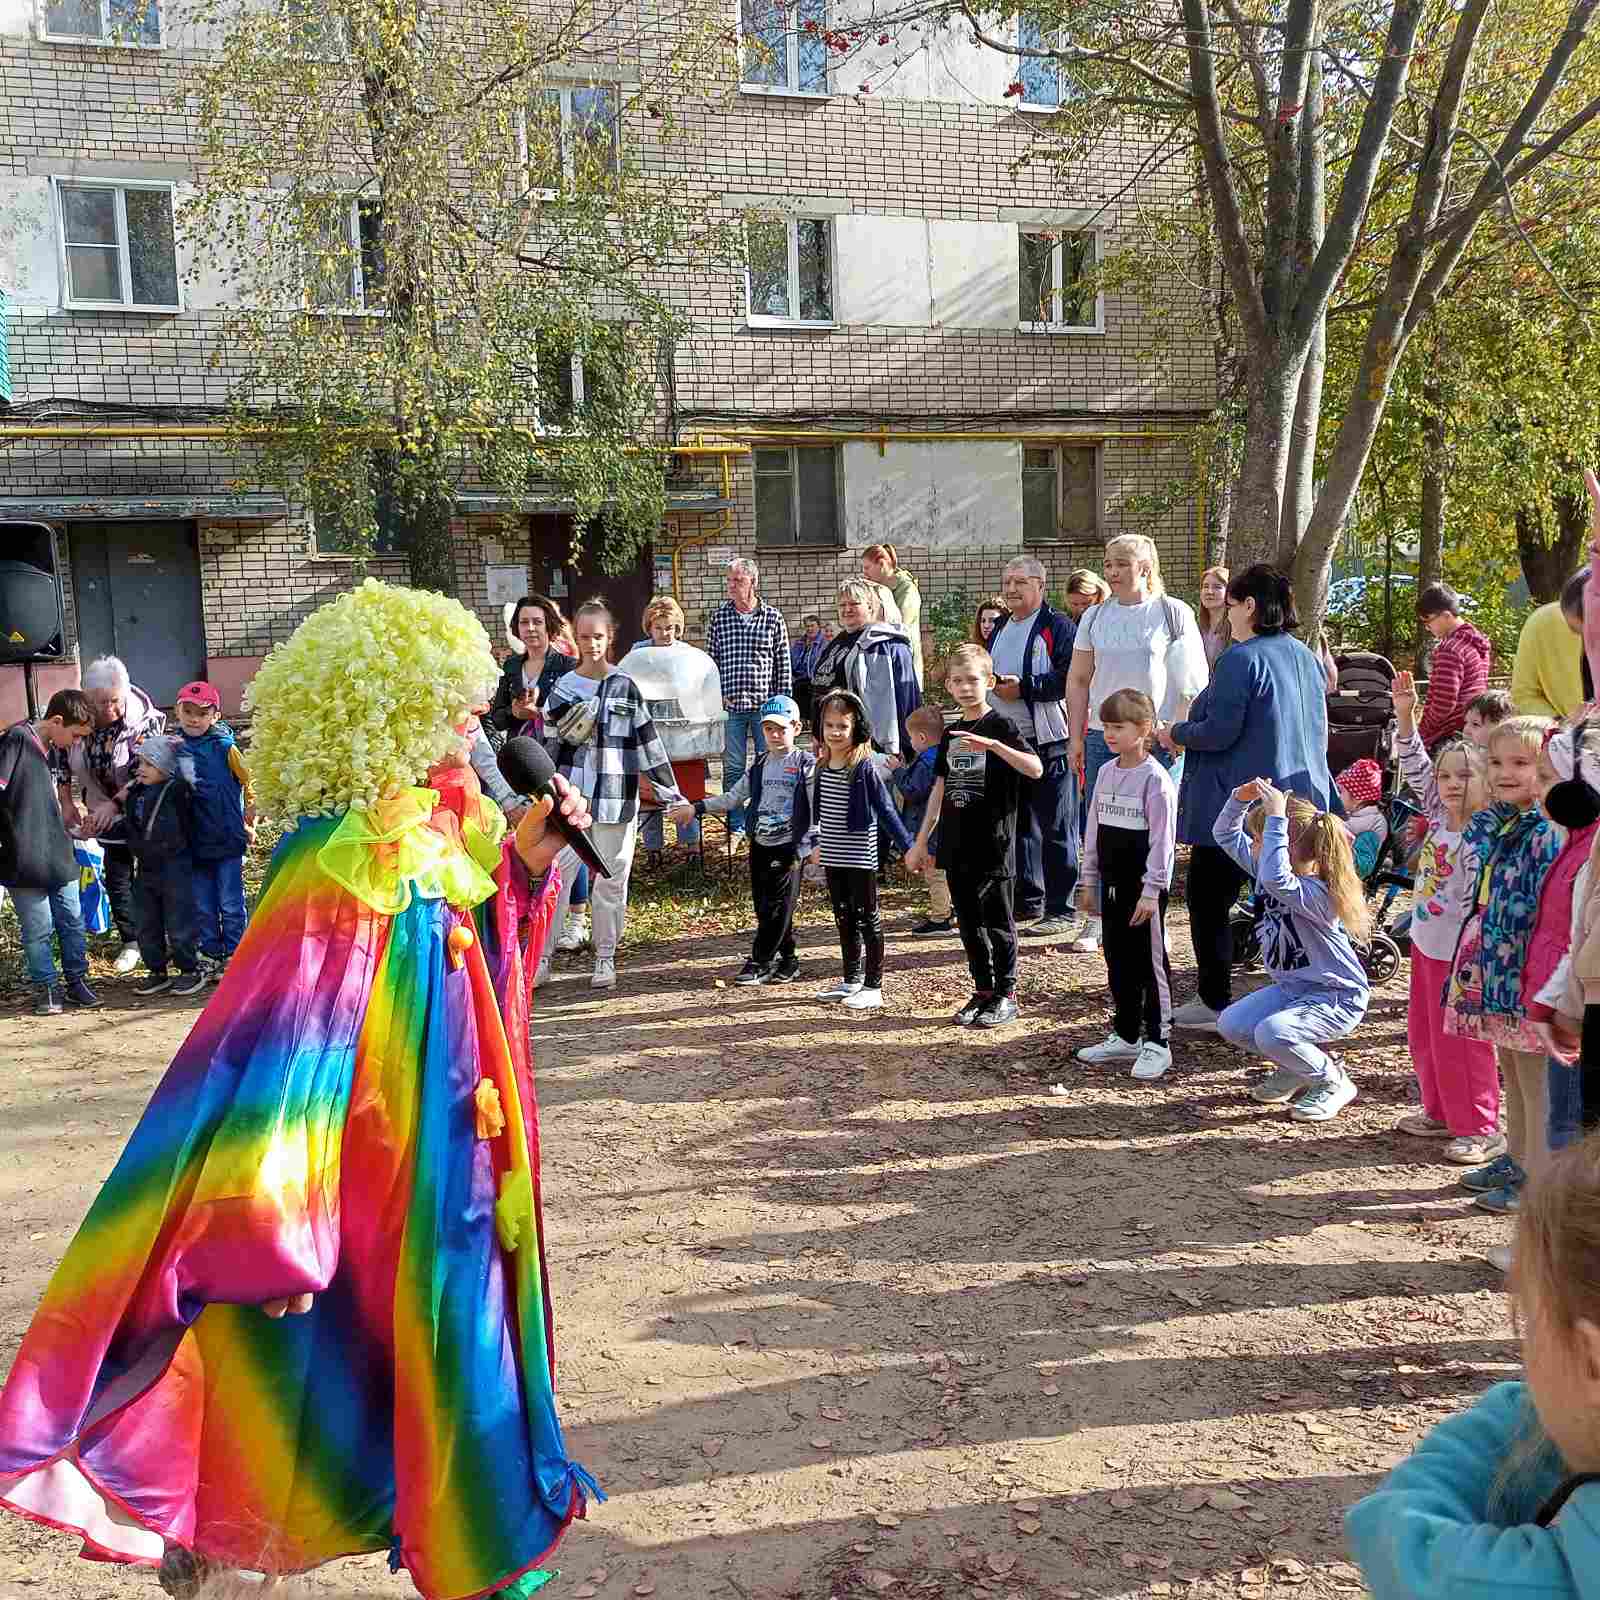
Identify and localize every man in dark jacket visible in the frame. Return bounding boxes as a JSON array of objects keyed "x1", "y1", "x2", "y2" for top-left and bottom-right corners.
[
  {"x1": 1416, "y1": 584, "x2": 1492, "y2": 749},
  {"x1": 986, "y1": 557, "x2": 1081, "y2": 938}
]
